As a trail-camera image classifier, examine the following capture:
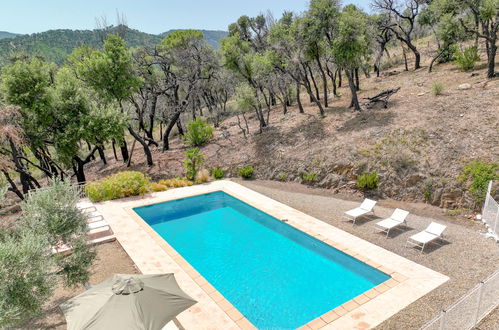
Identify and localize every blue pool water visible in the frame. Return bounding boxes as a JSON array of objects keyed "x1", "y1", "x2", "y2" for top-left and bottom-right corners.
[{"x1": 134, "y1": 191, "x2": 389, "y2": 329}]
